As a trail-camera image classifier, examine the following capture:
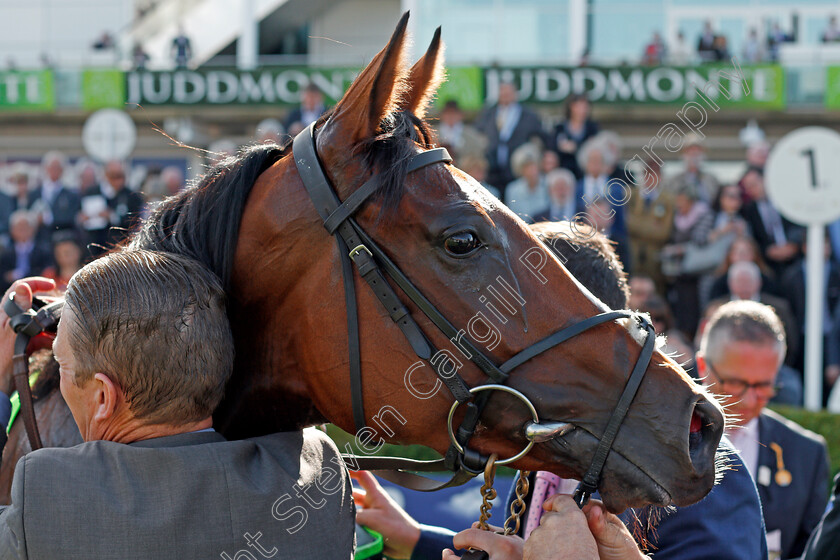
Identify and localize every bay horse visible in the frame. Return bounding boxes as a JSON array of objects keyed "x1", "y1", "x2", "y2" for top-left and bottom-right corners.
[{"x1": 1, "y1": 13, "x2": 724, "y2": 514}]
